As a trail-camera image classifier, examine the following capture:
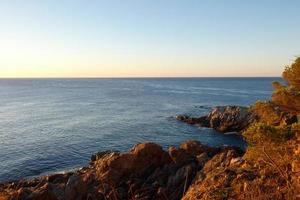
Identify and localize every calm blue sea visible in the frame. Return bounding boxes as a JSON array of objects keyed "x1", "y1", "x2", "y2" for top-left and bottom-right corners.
[{"x1": 0, "y1": 78, "x2": 280, "y2": 182}]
